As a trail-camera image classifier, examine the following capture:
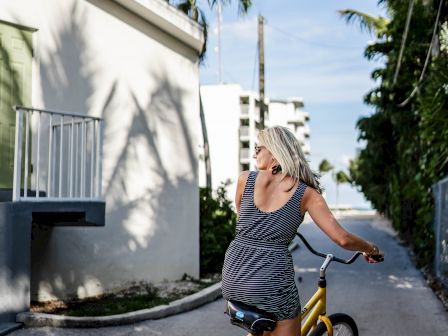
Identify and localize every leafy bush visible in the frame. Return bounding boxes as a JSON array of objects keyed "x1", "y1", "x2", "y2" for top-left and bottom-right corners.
[
  {"x1": 200, "y1": 182, "x2": 237, "y2": 276},
  {"x1": 347, "y1": 1, "x2": 447, "y2": 268}
]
